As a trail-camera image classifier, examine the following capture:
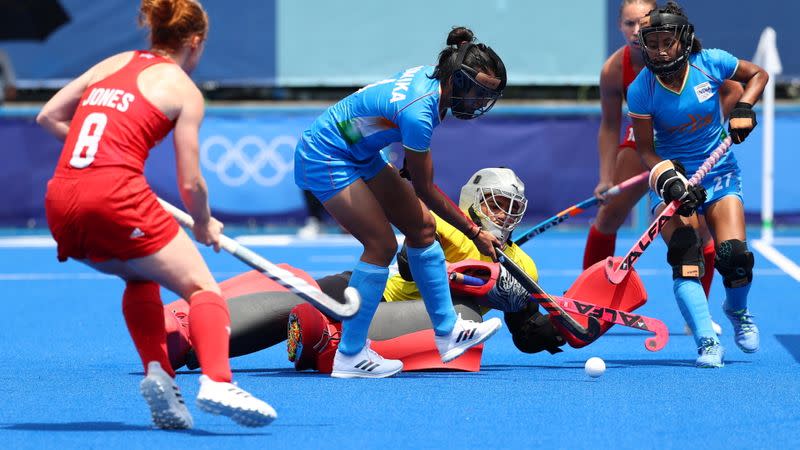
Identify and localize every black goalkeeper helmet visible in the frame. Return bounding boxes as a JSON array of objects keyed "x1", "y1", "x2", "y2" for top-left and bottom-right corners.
[
  {"x1": 449, "y1": 43, "x2": 507, "y2": 119},
  {"x1": 637, "y1": 9, "x2": 694, "y2": 76}
]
